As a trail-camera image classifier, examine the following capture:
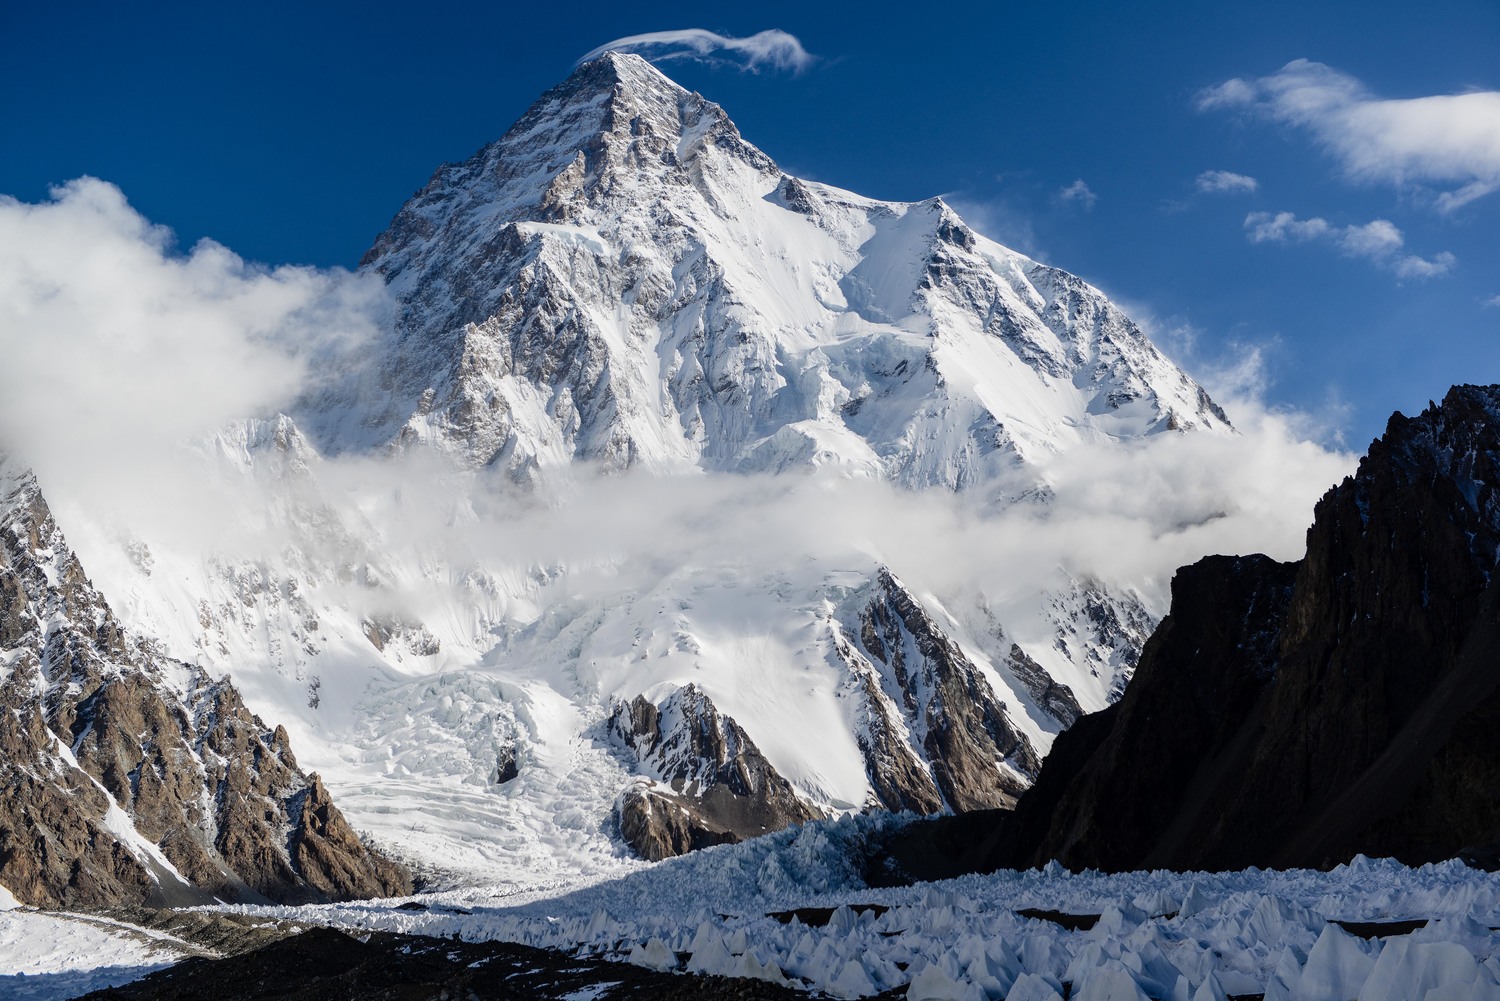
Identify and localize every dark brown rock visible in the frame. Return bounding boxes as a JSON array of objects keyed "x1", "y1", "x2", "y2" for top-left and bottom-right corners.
[
  {"x1": 610, "y1": 684, "x2": 821, "y2": 861},
  {"x1": 0, "y1": 463, "x2": 411, "y2": 907},
  {"x1": 1004, "y1": 642, "x2": 1084, "y2": 729},
  {"x1": 976, "y1": 385, "x2": 1500, "y2": 873},
  {"x1": 857, "y1": 569, "x2": 1039, "y2": 811}
]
